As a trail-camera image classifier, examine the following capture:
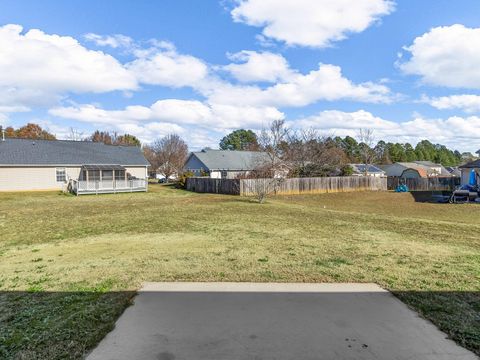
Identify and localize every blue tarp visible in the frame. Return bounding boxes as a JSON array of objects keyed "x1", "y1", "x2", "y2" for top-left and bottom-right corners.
[
  {"x1": 469, "y1": 169, "x2": 477, "y2": 186},
  {"x1": 395, "y1": 184, "x2": 409, "y2": 192}
]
